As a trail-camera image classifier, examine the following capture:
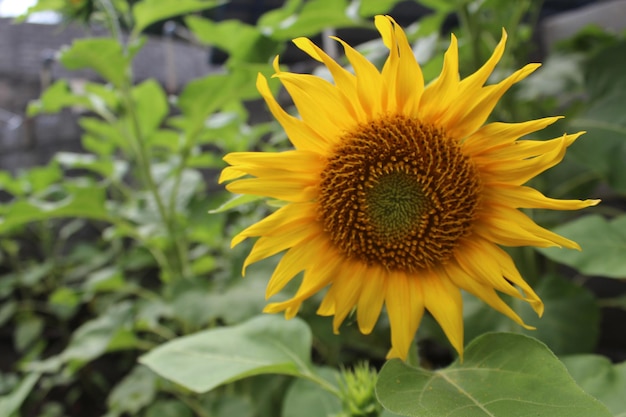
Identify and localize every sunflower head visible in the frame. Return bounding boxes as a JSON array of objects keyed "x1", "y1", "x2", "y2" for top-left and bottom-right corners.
[{"x1": 219, "y1": 15, "x2": 599, "y2": 360}]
